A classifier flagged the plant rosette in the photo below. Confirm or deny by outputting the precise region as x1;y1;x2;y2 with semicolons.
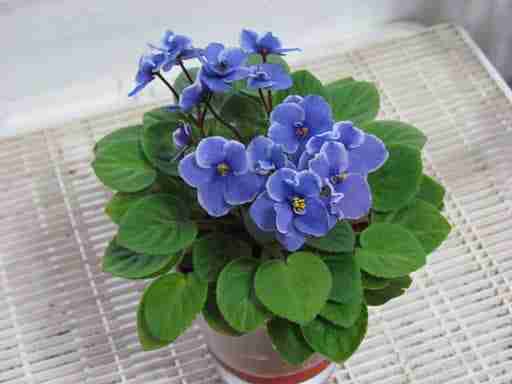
93;28;451;370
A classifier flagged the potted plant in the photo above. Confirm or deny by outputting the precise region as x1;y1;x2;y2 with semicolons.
93;29;451;384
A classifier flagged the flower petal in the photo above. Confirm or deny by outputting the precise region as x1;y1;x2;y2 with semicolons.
294;197;329;236
295;170;321;197
204;42;225;64
297;151;313;171
240;29;259;53
178;153;216;188
274;202;293;234
266;168;297;202
258;32;282;52
250;192;277;231
309;152;330;181
347;133;389;175
300;95;333;136
200;72;232;92
268;122;299;154
320;141;349;174
247;136;272;171
270;102;305;126
179;81;204;112
283;95;303;104
333;121;365;149
276;225;305;251
225;172;261;205
197;179;231;217
196;136;227;168
224;140;248;175
332;174;371;219
218;48;247;68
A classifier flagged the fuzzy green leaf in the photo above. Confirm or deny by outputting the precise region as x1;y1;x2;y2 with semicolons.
273;70;326;105
417;174;445;208
137;295;170;351
141;121;182;176
319;299;362;328
322;253;363;304
327;81;379;124
306;221;355;253
361;120;427;150
202;287;244;337
105;192;148;224
267;318;314;365
365;276;412;306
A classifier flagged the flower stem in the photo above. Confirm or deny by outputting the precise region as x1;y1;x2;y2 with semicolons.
178;60;194;84
267;90;273;112
258;89;270;115
205;99;244;141
155;72;179;100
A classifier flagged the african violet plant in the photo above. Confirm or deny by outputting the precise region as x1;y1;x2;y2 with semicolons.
93;29;451;365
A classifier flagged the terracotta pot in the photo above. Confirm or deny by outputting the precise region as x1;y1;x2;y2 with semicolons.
199;318;335;384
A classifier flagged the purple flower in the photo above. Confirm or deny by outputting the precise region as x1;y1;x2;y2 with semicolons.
240;29;300;56
179;79;207;112
128;52;166;97
178;137;260;217
304;121;388;175
247;64;292;90
309;142;371;220
268;95;334;154
172;122;192;149
249;168;329;251
199;43;250;92
150;30;200;71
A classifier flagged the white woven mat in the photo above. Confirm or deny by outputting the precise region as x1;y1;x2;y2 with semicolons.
2;24;512;384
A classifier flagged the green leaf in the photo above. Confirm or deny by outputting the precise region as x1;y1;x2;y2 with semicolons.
254;252;332;325
143;107;184;126
377;199;451;254
319;299;362;328
361;271;390;290
117;194;197;255
306;221;355;253
302;304;368;363
368;144;423;212
325;77;355;91
202;286;244;337
217;257;270;332
361;120;427;150
417;174;445;208
327;81;380;125
322;254;363;304
144;273;208;342
356;223;427;278
220;94;267;138
273;70;326;105
242;208;276;245
193;233;251;282
365;276;412;306
102;238;180;279
141;121;181;176
137;295;170;351
105;192;148;224
267;318;314;365
92;126;157;192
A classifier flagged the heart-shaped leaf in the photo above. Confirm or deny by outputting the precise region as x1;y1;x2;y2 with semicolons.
143;107;186;126
325;77;355;91
217;258;270;332
361;120;427;150
202;286;243;337
376;199;451;254
361;271;390;290
302;303;368;362
267;318;314;365
327;81;380;125
220;94;267;138
144;273;207;342
306;221;355;253
141;121;182;176
416;174;445;208
92;126;156;192
319;299;362;328
102;238;180;279
137;295;169;351
193;233;251;282
117;194;197;255
365;276;412;306
368;144;423;212
254;252;332;325
322;254;363;304
105;192;148;224
356;223;426;278
274;70;326;105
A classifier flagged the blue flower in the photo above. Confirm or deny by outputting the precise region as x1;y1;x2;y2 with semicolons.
178;137;260;217
179;79;207;112
268;95;333;154
304;121;388;175
128;52;166;97
199;43;250;93
150;30;201;71
240;29;299;56
172;122;192;149
309;142;372;220
249;168;329;251
247;64;292;90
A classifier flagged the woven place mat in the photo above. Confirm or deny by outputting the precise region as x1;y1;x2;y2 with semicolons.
1;24;512;384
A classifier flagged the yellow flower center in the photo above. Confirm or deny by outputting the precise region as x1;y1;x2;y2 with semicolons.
217;163;230;176
330;173;348;184
292;197;306;214
295;127;309;137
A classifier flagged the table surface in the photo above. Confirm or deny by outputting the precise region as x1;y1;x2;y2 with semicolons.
1;24;512;384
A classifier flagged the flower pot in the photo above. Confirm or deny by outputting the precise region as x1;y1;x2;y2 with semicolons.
199;318;336;384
